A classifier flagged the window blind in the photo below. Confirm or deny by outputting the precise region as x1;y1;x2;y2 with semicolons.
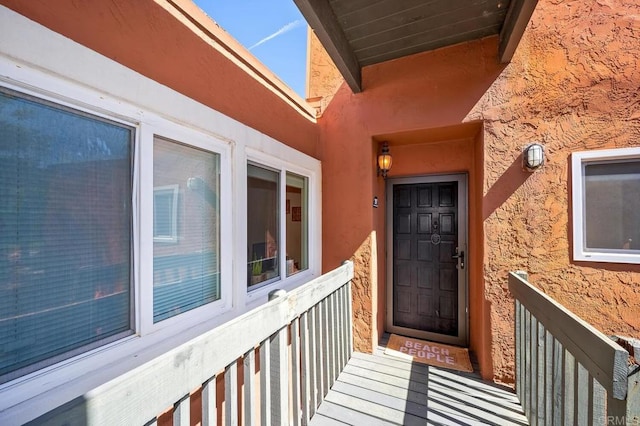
153;137;221;323
0;88;133;382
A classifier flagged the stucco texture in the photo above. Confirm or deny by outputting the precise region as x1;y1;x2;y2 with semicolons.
475;0;640;382
317;0;640;383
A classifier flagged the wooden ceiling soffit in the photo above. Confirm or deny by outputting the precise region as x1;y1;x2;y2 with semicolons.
294;0;363;93
499;0;539;63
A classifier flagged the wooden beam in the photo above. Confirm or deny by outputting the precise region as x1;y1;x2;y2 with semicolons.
293;0;362;93
499;0;538;63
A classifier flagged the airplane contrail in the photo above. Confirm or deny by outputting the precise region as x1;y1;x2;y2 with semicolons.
249;19;303;50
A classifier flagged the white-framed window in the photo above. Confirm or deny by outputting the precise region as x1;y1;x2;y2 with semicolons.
246;163;312;288
247;163;281;289
152;136;222;323
244;149;319;302
572;147;640;264
0;86;135;383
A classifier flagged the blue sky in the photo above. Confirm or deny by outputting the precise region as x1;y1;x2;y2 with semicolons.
194;0;308;99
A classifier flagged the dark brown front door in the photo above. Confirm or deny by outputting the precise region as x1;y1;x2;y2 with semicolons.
386;175;468;346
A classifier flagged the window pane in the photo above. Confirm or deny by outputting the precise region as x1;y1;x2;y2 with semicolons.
247;164;279;288
153;137;220;322
584;160;640;251
0;89;133;382
286;173;308;276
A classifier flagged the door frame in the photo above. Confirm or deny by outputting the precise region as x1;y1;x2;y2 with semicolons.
385;173;469;347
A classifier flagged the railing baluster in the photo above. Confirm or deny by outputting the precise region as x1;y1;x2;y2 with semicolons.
347;280;353;357
576;363;588;424
299;312;311;425
322;298;330;395
315;302;325;405
329;292;338;385
270;326;289;425
524;308;531;418
530;315;538;425
308;306;318;415
520;302;525;403
224;362;238;426
338;286;346;369
260;339;271;426
544;330;553;422
243;349;257;426
552;338;563;425
336;289;344;372
291;319;301;426
173;394;190;426
515;300;522;401
537;321;545;426
564;350;575;425
592;376;606;424
587;373;595;425
202;376;217;426
337;290;343;370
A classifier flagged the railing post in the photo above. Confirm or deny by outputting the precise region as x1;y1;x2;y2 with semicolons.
268;289;287;301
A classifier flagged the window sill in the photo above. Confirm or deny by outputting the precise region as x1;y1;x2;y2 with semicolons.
573;251;640;265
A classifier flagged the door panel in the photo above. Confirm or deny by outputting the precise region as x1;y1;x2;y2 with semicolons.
386;175;468;346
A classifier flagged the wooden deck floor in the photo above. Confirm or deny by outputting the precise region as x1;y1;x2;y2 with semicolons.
309;338;528;426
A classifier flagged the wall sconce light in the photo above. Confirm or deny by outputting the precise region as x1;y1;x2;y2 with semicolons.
377;142;393;178
523;143;544;171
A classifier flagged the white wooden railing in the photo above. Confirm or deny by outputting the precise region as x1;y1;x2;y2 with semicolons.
35;261;354;425
509;271;639;426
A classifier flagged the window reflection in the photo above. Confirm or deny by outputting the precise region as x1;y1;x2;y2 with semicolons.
584;160;640;251
247;164;279;288
286;173;308;276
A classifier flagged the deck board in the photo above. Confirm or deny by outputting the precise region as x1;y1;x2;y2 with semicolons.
310;340;528;426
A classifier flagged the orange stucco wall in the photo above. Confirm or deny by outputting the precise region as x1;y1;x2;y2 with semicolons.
317;0;640;383
0;0;320;159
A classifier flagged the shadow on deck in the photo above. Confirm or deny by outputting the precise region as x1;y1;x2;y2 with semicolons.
310;335;528;426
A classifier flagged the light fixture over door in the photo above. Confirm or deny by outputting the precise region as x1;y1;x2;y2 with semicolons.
378;142;393;179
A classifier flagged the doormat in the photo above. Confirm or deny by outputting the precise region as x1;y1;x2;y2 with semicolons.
384;334;473;373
